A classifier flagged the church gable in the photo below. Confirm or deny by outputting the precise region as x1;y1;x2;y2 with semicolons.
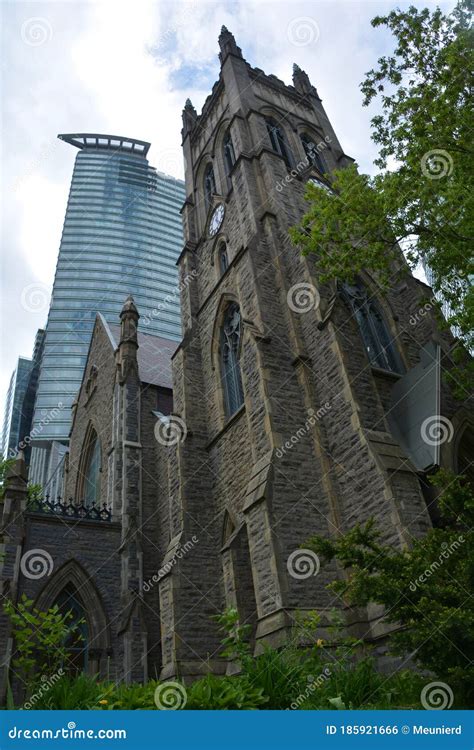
65;315;117;503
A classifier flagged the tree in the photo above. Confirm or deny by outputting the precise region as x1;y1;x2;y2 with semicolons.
3;595;81;689
290;2;473;353
305;470;474;705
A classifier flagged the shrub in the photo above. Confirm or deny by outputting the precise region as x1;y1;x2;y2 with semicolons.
185;674;267;710
28;674;104;710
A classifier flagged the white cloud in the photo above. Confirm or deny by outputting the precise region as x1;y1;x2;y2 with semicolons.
0;0;454;429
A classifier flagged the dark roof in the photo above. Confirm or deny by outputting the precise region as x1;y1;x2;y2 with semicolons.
107;322;176;389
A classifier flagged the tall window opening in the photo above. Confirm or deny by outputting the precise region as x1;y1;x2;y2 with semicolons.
55;585;89;675
218;242;229;275
220;303;244;416
204;164;216;209
301;133;326;174
341;280;402;372
82;431;101;506
265;117;292;169
223;131;236;179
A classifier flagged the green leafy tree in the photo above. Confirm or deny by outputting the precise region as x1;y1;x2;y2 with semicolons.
305;471;474;705
3;594;81;689
290;2;473;353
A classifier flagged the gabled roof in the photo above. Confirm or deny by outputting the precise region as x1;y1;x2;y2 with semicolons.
98;315;176;389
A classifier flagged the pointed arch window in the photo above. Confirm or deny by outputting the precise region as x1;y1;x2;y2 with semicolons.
341;280;403;373
223;130;236;179
82;431;101;507
301;133;326;174
220;303;244;416
55;585;89;675
218;242;229;275
265;117;292;169
204;163;217;209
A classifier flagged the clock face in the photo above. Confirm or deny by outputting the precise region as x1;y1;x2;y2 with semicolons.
209;203;225;237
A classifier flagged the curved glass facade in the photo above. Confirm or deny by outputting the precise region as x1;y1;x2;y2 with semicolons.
30;136;185;454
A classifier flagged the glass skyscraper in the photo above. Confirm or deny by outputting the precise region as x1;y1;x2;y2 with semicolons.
2;357;33;460
29;133;185;490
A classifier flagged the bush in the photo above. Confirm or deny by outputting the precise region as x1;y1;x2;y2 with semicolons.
185;674;267;710
28;674;104;710
305;471;474;706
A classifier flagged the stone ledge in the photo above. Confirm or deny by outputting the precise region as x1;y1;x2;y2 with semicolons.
206;404;246;450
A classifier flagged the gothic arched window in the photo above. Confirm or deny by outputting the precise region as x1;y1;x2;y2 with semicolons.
204;164;217;209
55;585;89;675
341;280;403;373
223;131;236;177
265;117;292;169
218;242;229;275
220;303;244;416
301;133;326;174
82;431;101;506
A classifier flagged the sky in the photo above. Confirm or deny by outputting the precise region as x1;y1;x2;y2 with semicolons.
0;0;454;431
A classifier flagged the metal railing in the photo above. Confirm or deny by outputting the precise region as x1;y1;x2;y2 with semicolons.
27;495;112;522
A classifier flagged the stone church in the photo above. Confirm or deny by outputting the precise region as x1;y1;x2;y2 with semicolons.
1;28;472;697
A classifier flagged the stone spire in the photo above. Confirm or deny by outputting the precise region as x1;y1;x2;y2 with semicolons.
218;26;243;64
5;450;27;490
292;63;314;95
182;98;198;136
117;294;139;383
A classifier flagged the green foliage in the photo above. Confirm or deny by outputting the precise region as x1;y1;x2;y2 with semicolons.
96;680;161;710
3;594;81;687
305;470;474;705
186;674;267;710
27;483;43;502
213;608;252;665
28;673;104;710
290;1;473;358
21;607;437;710
243;646;306;710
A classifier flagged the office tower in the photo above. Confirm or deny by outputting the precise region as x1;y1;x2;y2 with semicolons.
28;133;185;490
2;330;45;464
1;357;33;460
